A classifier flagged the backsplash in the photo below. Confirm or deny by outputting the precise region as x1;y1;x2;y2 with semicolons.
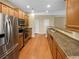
53;16;79;41
54;16;66;29
71;32;79;41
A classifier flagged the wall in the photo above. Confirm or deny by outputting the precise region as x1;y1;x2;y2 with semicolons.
28;14;35;37
28;15;55;36
35;15;55;34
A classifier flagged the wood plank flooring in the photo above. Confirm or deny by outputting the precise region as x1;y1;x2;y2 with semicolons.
19;34;53;59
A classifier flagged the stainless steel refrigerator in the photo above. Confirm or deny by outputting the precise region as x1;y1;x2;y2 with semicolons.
0;13;19;59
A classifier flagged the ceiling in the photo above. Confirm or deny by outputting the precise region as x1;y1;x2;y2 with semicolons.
8;0;66;15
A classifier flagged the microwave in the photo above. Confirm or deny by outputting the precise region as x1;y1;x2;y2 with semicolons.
17;18;25;26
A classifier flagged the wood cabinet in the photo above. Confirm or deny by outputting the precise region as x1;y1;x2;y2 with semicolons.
0;3;15;16
52;39;57;59
47;34;68;59
23;12;25;19
57;45;68;59
66;0;79;31
57;50;63;59
14;9;19;18
2;4;8;14
8;7;14;16
18;33;24;50
18;10;23;19
0;3;28;20
47;34;57;59
0;3;9;14
24;15;29;26
18;10;27;19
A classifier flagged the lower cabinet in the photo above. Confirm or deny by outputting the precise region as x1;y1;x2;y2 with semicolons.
48;34;68;59
57;49;63;59
52;40;57;59
18;33;23;50
2;44;19;59
57;46;68;59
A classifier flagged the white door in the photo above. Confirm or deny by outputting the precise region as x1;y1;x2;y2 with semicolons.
44;19;49;34
35;19;39;33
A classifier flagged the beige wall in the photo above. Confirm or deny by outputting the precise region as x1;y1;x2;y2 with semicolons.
28;15;55;35
35;15;55;34
28;14;35;37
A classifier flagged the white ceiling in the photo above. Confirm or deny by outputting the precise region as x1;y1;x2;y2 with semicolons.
8;0;66;15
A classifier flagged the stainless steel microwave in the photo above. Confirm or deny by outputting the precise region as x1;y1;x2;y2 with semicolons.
17;18;25;26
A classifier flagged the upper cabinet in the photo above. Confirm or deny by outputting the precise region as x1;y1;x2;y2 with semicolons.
18;10;23;19
8;7;15;16
0;3;9;15
0;3;15;16
14;9;19;18
18;10;27;20
0;2;29;25
24;15;29;26
23;12;25;19
66;0;79;31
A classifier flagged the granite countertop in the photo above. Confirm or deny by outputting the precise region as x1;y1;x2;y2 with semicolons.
48;27;79;59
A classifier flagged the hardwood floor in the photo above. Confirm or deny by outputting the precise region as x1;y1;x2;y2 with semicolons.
19;34;53;59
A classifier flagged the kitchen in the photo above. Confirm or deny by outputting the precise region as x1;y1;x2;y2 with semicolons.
0;0;79;59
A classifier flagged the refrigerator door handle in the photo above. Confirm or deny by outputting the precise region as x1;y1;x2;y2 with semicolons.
5;18;11;45
9;19;12;39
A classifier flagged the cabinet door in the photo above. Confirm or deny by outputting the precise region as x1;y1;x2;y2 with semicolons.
11;8;14;16
57;50;63;59
66;0;74;26
8;8;14;16
2;4;8;14
66;0;79;31
52;40;56;59
48;35;57;59
0;3;2;12
19;10;23;19
57;45;68;59
48;35;53;54
23;12;25;19
24;15;29;26
73;0;79;25
18;34;23;50
14;10;19;18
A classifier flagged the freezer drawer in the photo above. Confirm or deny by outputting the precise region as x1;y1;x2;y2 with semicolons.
0;43;19;59
3;47;19;59
0;44;6;58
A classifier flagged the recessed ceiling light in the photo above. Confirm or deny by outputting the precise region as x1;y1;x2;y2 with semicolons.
47;4;51;8
27;5;30;8
46;10;48;13
32;10;34;13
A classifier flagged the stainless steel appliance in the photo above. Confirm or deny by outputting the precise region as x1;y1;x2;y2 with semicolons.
0;13;19;59
17;18;25;49
17;18;25;26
